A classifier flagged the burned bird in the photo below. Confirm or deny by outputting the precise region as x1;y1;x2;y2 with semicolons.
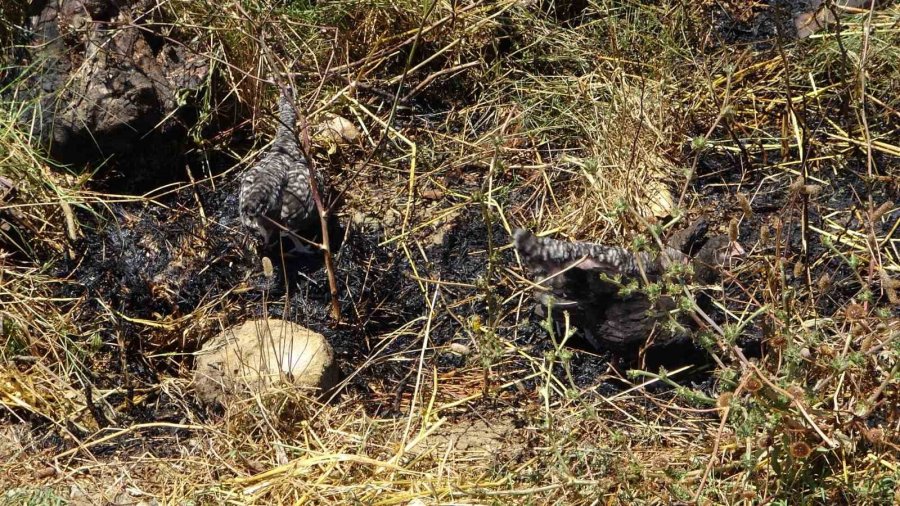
514;221;743;350
239;87;322;257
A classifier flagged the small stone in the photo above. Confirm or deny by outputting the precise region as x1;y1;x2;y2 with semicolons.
421;189;444;200
645;179;674;219
315;113;361;146
193;319;340;407
382;209;401;228
429;228;447;246
448;342;470;356
352;211;382;229
261;256;274;278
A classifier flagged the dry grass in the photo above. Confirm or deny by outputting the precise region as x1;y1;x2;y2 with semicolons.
2;1;899;504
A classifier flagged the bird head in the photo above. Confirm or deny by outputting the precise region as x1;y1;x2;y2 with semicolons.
692;236;744;284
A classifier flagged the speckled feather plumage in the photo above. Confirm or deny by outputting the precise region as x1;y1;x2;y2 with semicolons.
514;229;689;281
514;223;740;349
239;88;320;255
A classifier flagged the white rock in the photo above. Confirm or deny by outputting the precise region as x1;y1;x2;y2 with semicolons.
448;342;471;356
315;113;361;146
193;319;339;406
645;178;674;219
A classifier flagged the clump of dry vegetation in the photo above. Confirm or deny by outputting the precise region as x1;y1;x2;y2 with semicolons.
1;1;898;504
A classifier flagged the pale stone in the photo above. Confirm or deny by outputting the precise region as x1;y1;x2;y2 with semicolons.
314;113;361;147
645;178;675;219
193;319;339;406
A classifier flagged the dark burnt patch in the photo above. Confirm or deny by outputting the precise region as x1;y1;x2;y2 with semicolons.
51;168;439;424
707;0;806;47
62;178;250;339
688;120;900;369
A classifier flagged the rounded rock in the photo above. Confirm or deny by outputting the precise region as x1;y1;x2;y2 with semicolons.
193;319;340;407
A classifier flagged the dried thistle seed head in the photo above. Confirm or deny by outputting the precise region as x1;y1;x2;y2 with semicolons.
769;334;787;349
729;218;739;242
744;376;763;393
716;391;734;410
802;184;821;196
880;269;900;289
862;427;884;444
845;303;866;320
816;273;832;292
886;287;899;306
860;334;875;352
870;200;894;222
786;384;805;399
736;193;753;216
789;441;813;459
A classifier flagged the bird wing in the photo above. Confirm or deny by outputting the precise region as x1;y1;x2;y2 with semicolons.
514;229;688;281
514;229;672;317
239;162;283;222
